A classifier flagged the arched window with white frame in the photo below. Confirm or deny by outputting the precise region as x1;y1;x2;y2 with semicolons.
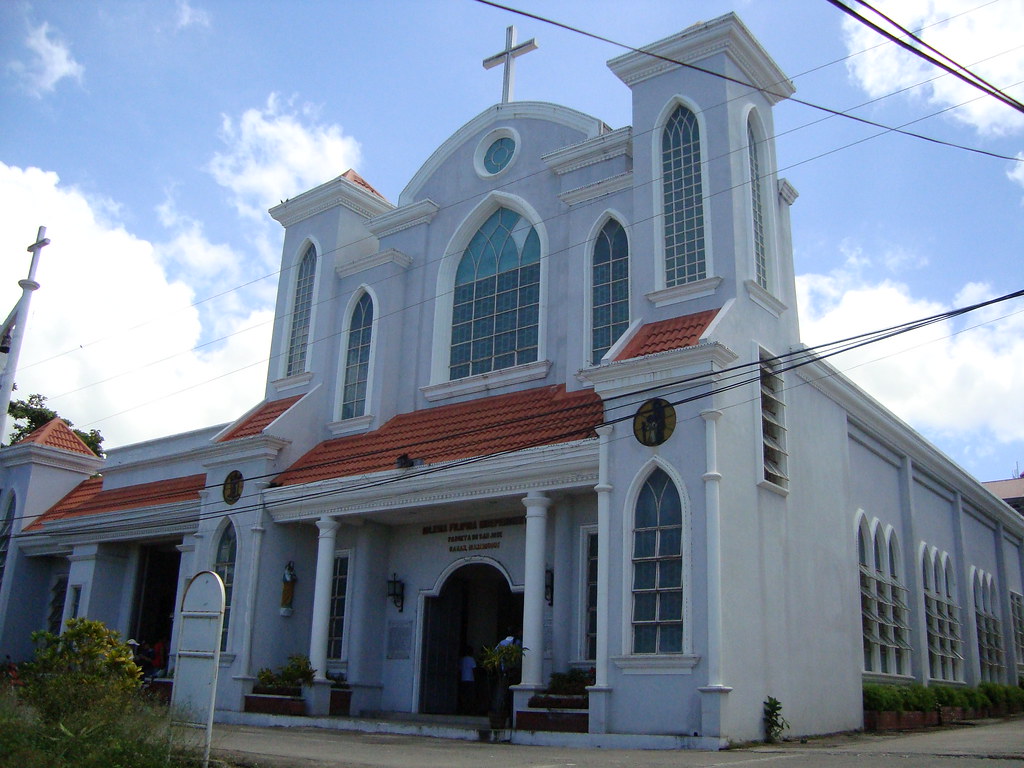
340;292;373;419
286;243;317;377
591;217;629;364
662;104;706;287
449;207;540;380
974;571;1004;682
631;468;684;654
747;114;769;290
922;547;962;681
858;519;911;676
214;522;237;652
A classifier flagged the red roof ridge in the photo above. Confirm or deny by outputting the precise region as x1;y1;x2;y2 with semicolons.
273;384;604;488
28;472;206;530
219;395;303;442
15;417;98;456
615;309;719;361
342;169;389;202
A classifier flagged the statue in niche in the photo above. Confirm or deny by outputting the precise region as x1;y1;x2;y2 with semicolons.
281;561;297;616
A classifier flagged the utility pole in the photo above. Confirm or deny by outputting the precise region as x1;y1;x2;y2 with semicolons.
0;226;49;444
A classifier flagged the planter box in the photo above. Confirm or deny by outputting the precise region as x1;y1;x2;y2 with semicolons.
864;710;901;731
939;706;964;724
516;708;588;733
527;694;588;709
330;687;351;716
244;693;305;716
252;685;302;697
146;678;173;703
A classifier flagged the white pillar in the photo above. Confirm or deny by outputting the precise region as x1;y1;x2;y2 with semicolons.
520;491;550;687
238;505;266;678
700;409;727;690
594;425;613;688
309;516;339;682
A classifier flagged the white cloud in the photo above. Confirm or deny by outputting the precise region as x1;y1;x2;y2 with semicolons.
9;21;84;97
841;0;1024;136
175;0;211;30
0;163;272;449
796;262;1024;478
207;93;362;222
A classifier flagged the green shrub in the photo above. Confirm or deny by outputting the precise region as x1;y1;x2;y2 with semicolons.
863;683;904;712
19;618;141;726
979;682;1006;706
932;685;968;708
546;668;594;696
901;684;938;712
256;653;316;689
963;686;990;710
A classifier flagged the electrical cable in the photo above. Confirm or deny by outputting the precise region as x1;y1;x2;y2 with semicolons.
9;285;1022;537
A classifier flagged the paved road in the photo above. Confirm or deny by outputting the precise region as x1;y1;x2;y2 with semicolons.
210;718;1024;768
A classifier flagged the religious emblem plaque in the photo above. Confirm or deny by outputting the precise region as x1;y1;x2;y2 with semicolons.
632;398;676;447
222;470;243;505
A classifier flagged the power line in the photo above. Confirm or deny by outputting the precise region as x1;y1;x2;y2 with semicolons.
472;0;1024;162
12;285;1022;537
831;0;1024;115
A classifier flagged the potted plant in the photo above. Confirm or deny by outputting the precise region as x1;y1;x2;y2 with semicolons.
246;654;316;715
479;642;524;730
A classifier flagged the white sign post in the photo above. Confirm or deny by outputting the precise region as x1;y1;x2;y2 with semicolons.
171;570;226;768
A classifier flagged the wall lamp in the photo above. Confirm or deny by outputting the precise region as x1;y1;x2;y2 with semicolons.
544;568;554;606
387;573;405;612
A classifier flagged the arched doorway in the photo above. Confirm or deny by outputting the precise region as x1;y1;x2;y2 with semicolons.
419;562;522;715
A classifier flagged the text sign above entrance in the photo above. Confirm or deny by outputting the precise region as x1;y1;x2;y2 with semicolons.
421;515;524;554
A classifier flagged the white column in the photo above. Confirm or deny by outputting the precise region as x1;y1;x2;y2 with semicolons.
309;516;339;682
700;409;727;689
238;505;266;678
594;425;613;688
520;491;550;687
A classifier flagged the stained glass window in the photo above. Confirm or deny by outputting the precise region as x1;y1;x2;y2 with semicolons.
450;207;540;380
632;469;684;654
662;106;705;287
286;244;317;377
341;293;373;419
591;219;629;364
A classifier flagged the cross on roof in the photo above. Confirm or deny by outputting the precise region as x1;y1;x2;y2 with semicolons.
482;25;538;104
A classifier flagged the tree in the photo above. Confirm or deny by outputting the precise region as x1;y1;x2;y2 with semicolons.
7;393;103;455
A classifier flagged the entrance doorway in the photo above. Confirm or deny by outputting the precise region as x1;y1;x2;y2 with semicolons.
130;543;181;672
419;562;522;715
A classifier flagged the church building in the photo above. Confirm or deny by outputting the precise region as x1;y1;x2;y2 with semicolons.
1;14;1022;747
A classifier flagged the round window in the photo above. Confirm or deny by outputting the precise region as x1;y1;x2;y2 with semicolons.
483;137;516;174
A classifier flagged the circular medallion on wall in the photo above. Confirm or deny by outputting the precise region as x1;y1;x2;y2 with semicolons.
632;398;676;447
474;127;520;179
222;470;244;505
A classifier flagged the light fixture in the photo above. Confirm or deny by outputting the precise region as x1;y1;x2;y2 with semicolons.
544;568;554;606
0;331;11;354
387;573;405;612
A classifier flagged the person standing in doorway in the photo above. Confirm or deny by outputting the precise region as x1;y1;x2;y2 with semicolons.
458;645;477;714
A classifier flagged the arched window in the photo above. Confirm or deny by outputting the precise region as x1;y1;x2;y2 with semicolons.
214;523;237;652
747;117;768;290
922;548;962;681
974;572;1004;682
632;469;683;654
286;244;317;377
591;218;629;364
859;525;911;676
341;293;373;419
662;105;705;287
0;493;15;589
450;207;540;380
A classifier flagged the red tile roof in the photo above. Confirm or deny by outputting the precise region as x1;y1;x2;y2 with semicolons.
615;309;719;361
218;395;303;442
342;169;388;202
273;384;603;487
26;473;206;531
15;418;98;456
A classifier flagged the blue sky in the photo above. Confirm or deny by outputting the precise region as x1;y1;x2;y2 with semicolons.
0;0;1022;483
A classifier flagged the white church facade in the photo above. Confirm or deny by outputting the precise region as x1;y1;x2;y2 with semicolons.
1;14;1023;747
